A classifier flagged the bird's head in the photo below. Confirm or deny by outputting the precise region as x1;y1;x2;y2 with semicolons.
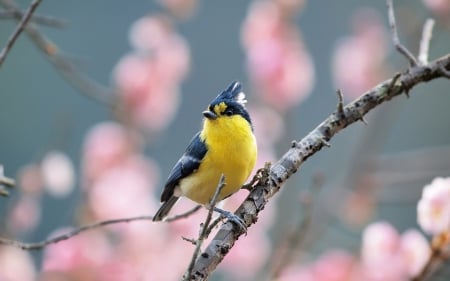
202;81;252;129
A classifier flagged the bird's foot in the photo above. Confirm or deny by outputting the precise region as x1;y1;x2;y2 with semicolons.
213;207;247;234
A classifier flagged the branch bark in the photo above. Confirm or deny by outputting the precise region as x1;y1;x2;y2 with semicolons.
187;54;450;280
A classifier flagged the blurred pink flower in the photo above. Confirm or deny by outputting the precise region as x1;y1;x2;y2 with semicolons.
361;221;407;281
41;150;75;198
313;250;356;281
17;163;43;196
82;122;134;187
241;0;314;112
417;177;450;235
278;265;315;281
422;0;450;19
157;0;198;20
399;229;430;277
332;8;388;100
114;15;190;132
0;247;36;281
7;195;41;234
88;155;160;221
249;105;285;149
128;16;190;84
113;53;181;132
42;227;112;278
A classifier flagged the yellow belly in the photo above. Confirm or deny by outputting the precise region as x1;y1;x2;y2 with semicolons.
178;115;257;205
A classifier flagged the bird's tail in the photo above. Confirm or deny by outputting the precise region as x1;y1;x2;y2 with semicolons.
153;196;179;221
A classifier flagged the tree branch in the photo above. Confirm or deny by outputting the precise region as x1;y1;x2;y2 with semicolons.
0;8;66;28
418;18;435;65
0;0;42;67
386;0;418;66
0;206;201;250
0;0;118;108
187;54;450;280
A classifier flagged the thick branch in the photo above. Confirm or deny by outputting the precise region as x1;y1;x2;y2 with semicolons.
187;54;450;280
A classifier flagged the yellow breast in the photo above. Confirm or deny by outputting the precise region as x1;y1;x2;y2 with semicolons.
178;115;257;205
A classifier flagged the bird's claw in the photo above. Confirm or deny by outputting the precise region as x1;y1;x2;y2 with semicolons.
213;207;247;234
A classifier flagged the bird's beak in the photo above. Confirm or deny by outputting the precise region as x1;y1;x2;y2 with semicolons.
203;110;217;120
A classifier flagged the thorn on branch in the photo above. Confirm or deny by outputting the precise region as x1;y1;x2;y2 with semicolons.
438;63;450;79
319;137;331;147
358;115;368;125
418;18;435;65
386;0;418;67
242;164;271;191
335;89;345;117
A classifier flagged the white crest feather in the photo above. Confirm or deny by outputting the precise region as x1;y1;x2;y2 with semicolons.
235;91;247;106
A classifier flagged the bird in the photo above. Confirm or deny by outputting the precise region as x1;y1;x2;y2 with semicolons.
153;81;257;228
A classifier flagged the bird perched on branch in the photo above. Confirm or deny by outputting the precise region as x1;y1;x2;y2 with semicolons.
153;81;257;228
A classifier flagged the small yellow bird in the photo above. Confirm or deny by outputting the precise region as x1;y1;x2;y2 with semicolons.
153;81;257;226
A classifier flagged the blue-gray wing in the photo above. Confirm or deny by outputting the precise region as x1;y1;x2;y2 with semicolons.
160;132;207;202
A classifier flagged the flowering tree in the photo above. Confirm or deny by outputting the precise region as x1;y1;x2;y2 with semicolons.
0;0;450;281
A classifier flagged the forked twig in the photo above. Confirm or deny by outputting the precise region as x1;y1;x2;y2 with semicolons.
0;0;42;67
386;0;418;66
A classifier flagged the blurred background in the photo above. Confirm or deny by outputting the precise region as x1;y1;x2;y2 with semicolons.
0;0;450;280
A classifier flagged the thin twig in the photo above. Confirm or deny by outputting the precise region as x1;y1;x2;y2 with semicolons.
418;19;435;65
386;0;418;66
165;205;201;222
0;206;201;250
0;0;42;67
184;175;226;281
0;9;66;28
0;0;118;108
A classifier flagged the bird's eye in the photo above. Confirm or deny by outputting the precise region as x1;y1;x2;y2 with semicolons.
224;109;233;116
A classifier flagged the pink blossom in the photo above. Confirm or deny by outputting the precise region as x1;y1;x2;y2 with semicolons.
88;155;160;221
249;105;285;149
128;16;190;84
361;221;408;281
7;195;41;234
313;250;356;281
399;229;430;277
417;177;450;235
113;53;181;132
0;247;36;281
422;0;450;19
17;163;43;196
241;1;314;112
41;150;75;198
114;15;190;132
82;122;134;187
157;0;198;20
277;265;316;281
332;8;388;100
42;227;112;276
